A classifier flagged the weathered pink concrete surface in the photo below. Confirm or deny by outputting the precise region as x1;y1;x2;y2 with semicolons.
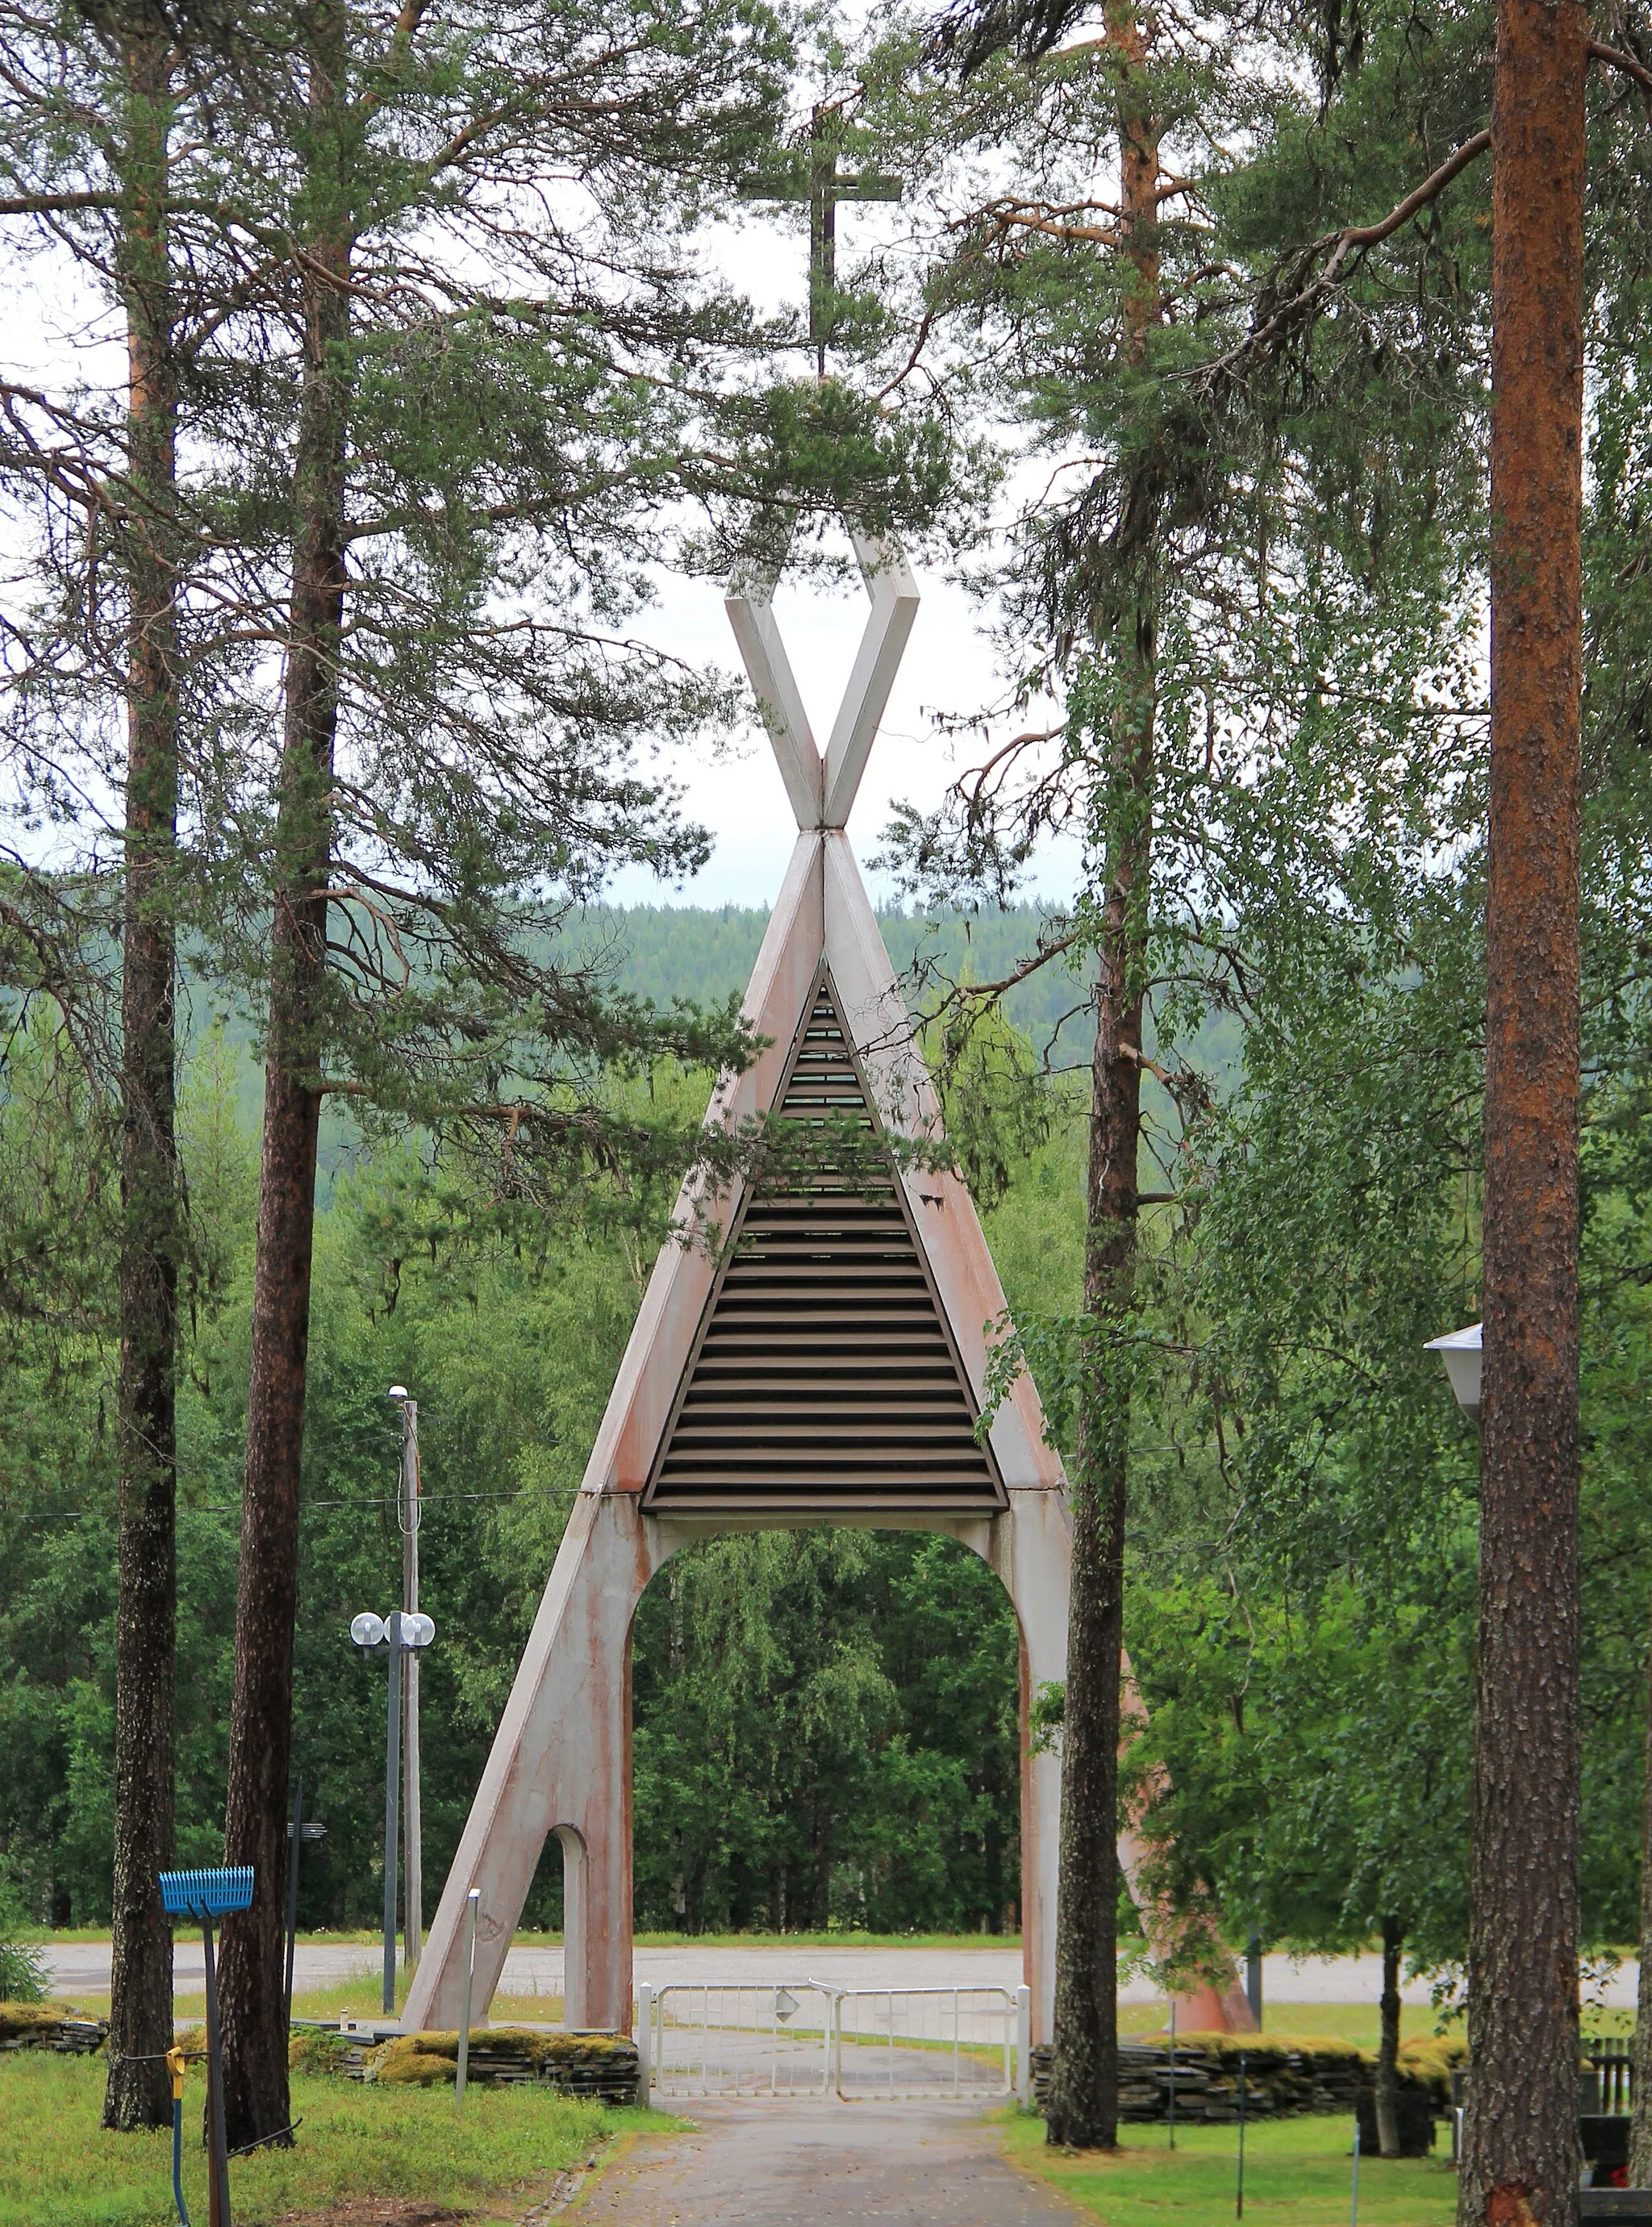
403;528;1246;2048
1117;1660;1256;2035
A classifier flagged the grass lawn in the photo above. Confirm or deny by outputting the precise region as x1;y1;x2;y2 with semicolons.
0;2051;670;2227
1003;2110;1457;2227
182;1975;569;2029
1113;2003;1449;2048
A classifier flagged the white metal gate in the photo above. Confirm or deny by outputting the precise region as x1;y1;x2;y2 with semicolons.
833;1987;1020;2100
641;1982;838;2097
639;1981;1031;2104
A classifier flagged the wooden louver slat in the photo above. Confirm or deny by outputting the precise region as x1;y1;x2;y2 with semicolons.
643;970;1007;1515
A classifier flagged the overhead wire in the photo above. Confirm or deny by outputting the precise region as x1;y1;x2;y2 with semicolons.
3;1484;583;1526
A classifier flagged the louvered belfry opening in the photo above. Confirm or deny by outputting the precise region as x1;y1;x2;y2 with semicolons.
644;970;1007;1516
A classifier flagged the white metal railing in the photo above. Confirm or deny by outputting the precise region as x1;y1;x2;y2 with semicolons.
833;1986;1020;2100
638;1980;1032;2106
641;1981;837;2098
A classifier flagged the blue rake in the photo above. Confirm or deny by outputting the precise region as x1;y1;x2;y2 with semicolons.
158;1866;252;2227
159;1866;254;1919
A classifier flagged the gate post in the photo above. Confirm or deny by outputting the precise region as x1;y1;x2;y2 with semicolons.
636;1983;653;2106
1015;1984;1032;2108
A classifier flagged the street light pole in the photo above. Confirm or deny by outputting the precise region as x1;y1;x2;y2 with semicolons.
390;1388;423;1971
350;1608;436;2021
382;1611;403;2016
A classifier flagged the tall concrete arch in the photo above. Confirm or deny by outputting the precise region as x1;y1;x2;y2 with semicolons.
402;531;1247;2046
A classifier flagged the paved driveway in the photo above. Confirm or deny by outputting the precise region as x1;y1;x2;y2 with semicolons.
573;2100;1082;2227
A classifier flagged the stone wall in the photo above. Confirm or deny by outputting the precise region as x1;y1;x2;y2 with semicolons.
0;2000;109;2054
1029;2033;1460;2128
290;2024;641;2104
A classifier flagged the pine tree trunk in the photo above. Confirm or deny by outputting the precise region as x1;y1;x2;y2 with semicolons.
1625;1599;1652;2187
1461;0;1587;2218
1044;0;1160;2154
1375;1918;1404;2159
103;19;181;2136
218;30;353;2150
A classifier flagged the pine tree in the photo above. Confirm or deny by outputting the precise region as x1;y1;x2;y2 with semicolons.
0;0;225;2129
1;0;958;2147
876;0;1499;2144
155;0;940;2147
1464;0;1587;2208
105;5;186;2132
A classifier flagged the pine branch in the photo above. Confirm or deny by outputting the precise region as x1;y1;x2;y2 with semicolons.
0;189;119;214
1187;128;1491;396
1588;36;1652;101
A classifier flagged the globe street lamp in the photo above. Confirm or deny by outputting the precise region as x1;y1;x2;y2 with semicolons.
350;1609;436;2015
386;1385;425;1967
1425;1322;1483;1423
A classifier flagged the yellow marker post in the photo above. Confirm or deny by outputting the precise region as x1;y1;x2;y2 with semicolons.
167;2046;191;2226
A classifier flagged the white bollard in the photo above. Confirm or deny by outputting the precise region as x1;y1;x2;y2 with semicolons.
455;1887;480;2105
1015;1985;1032;2109
636;1983;653;2108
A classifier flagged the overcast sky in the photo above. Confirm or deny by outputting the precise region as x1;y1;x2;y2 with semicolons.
9;144;1083;915
606;202;1082;912
611;541;1081;911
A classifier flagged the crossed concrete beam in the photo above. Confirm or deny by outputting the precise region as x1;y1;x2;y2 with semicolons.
725;526;919;832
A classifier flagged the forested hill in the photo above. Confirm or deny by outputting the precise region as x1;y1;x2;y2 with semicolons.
557;904;1243;1092
564;903;1094;1058
180;903;1102;1151
185;902;1237;1087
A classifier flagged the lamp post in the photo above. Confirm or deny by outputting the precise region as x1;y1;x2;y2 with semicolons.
1425;1322;1483;1424
350;1608;436;2016
387;1386;423;1968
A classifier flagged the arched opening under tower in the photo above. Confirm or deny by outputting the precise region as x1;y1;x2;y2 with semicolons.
628;1526;1023;1940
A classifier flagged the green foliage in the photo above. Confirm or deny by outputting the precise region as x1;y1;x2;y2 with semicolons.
631;1526;1021;1933
1125;1577;1472;1968
0;1953;46;2003
0;1035;665;1922
925;1002;1053;1211
0;1919;47;2003
0;929;1054;1930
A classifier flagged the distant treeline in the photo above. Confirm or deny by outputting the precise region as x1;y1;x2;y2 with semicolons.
173;903;1239;1173
560;903;1098;1063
